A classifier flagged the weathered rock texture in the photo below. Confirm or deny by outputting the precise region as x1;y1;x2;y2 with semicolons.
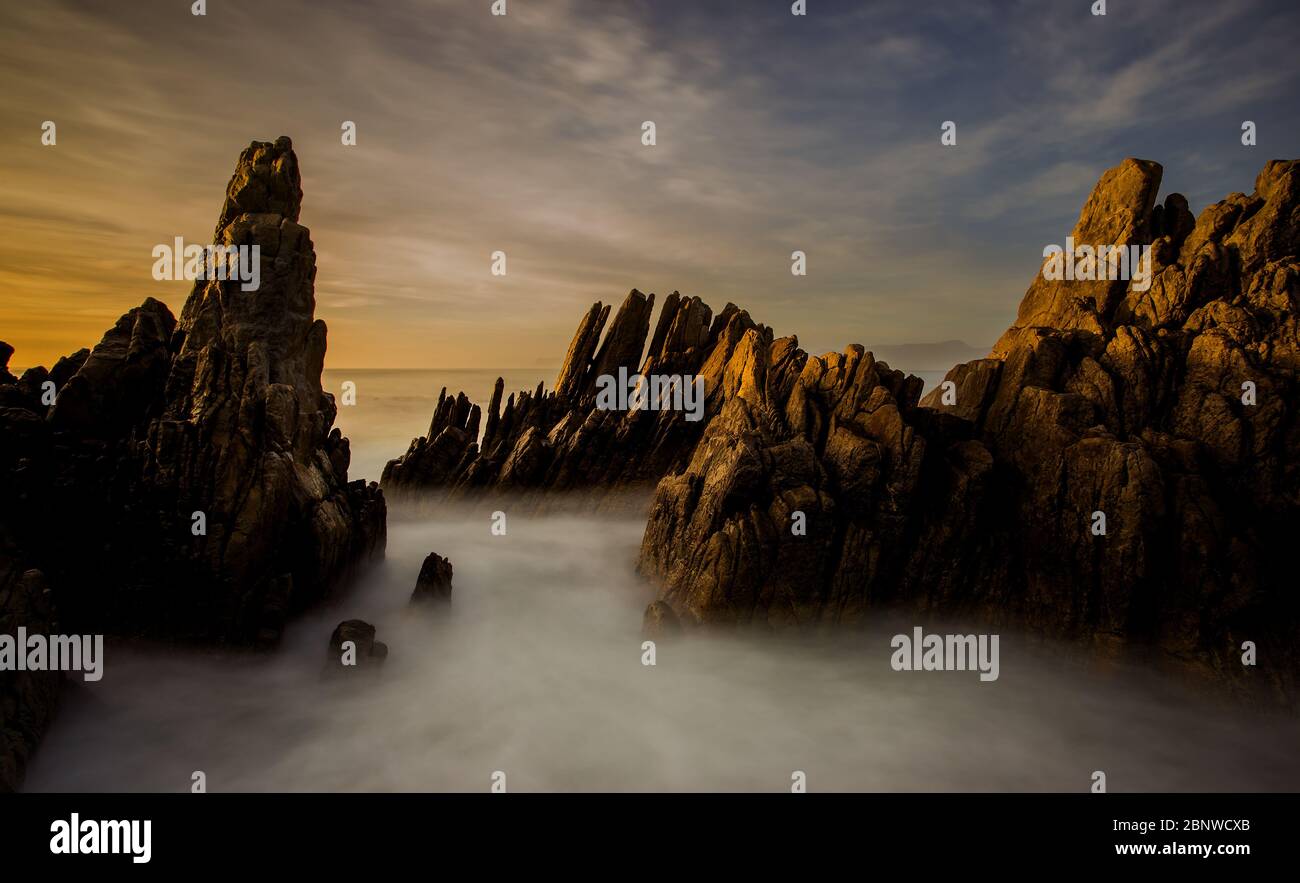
0;138;386;786
381;290;767;498
638;158;1300;699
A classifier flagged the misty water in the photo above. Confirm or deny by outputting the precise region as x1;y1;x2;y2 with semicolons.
23;369;1300;792
24;501;1300;792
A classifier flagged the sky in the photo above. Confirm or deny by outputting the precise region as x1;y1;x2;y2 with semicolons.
1;0;1297;370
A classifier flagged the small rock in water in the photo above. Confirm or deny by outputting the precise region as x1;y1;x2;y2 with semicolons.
411;552;454;605
326;619;388;672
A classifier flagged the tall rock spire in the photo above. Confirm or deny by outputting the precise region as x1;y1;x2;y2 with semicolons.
145;136;386;643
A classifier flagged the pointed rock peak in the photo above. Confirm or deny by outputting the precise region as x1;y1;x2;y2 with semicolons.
216;136;302;233
991;158;1165;353
589;289;656;383
1073;158;1162;244
1255;159;1297;199
554;301;608;399
647;291;682;361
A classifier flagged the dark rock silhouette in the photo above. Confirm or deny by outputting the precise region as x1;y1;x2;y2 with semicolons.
638;158;1300;699
412;552;454;605
327;619;388;670
0;138;387;786
127;136;387;644
381;289;768;498
0;555;58;793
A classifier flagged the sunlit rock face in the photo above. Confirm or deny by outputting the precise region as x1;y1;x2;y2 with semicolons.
639;158;1300;701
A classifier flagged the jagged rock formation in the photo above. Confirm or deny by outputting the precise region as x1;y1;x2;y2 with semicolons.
121;136;387;643
0;137;386;786
4;137;385;643
412;552;453;605
381;290;767;498
638;336;926;627
638;158;1300;698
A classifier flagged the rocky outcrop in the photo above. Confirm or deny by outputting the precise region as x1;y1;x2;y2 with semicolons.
0;547;59;793
638;337;927;627
412;552;453;605
381;290;764;499
0;342;56;791
326;619;388;671
0;137;388;785
122;136;387;643
0;139;385;631
638;158;1300;698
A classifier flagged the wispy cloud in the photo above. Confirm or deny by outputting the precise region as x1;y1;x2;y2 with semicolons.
0;0;1295;368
